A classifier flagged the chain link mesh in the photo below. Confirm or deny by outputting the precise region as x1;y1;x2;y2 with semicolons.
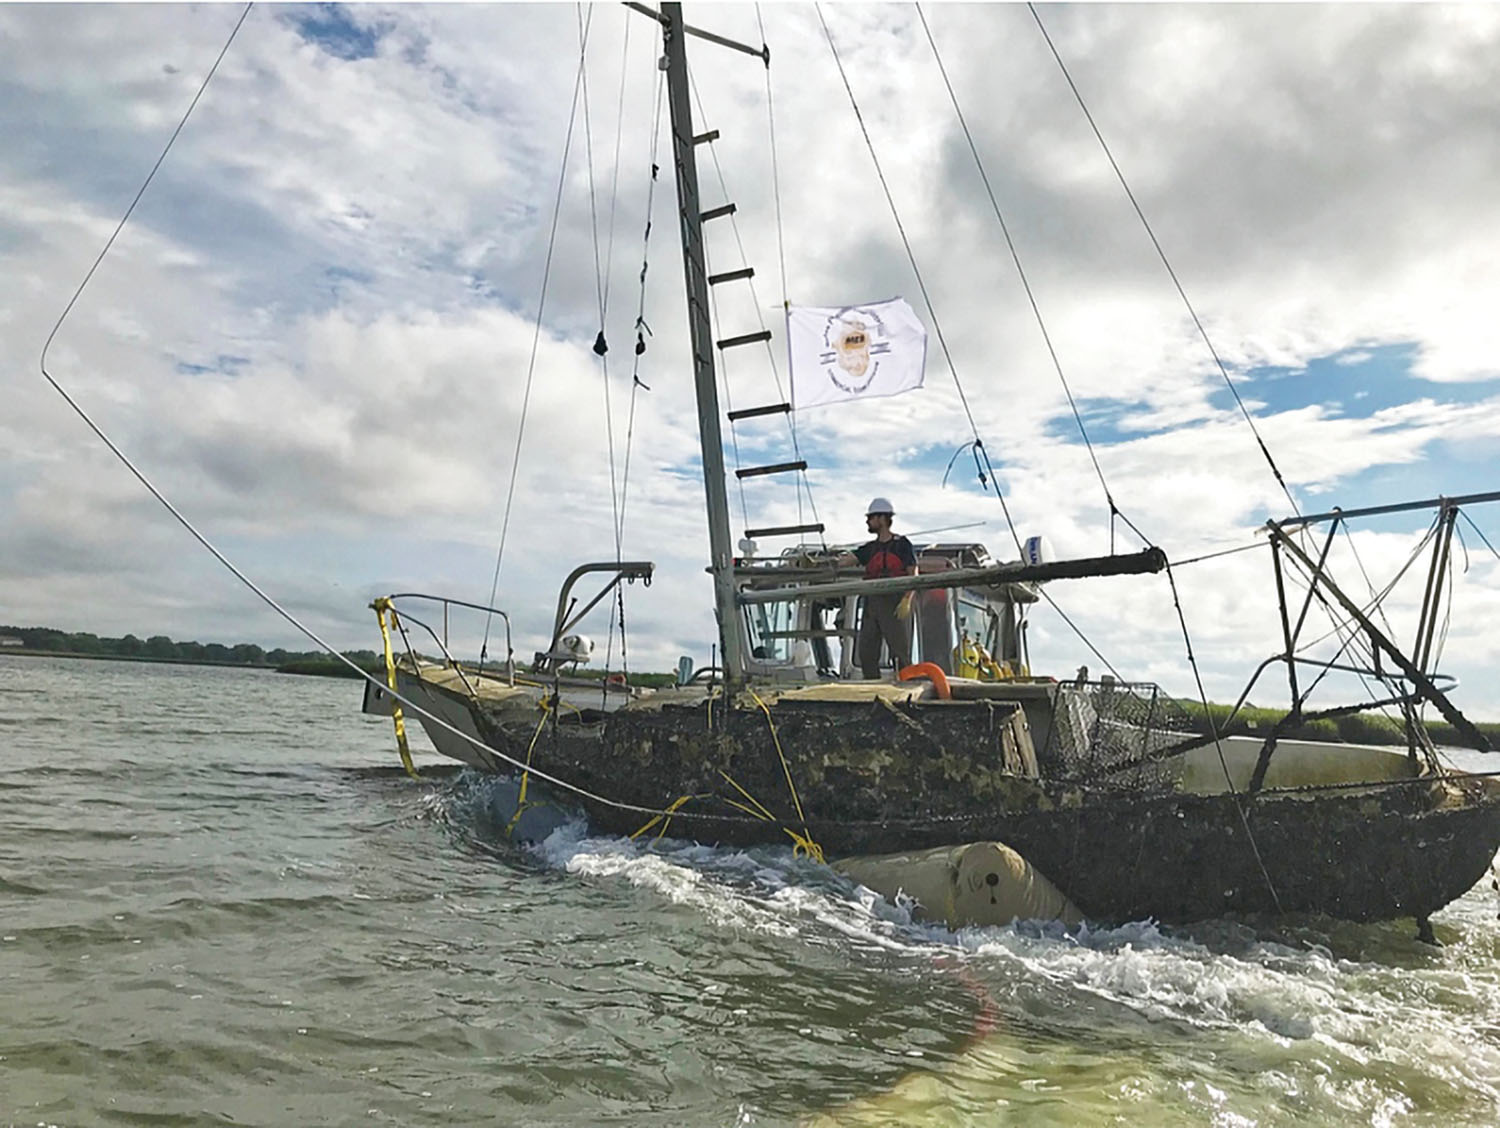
1037;681;1194;792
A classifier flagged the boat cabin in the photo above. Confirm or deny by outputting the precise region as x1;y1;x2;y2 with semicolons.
733;541;1039;684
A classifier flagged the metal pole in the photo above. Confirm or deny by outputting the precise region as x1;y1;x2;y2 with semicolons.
1267;522;1491;751
660;2;745;685
1414;504;1459;675
1269;539;1300;711
1272;489;1500;529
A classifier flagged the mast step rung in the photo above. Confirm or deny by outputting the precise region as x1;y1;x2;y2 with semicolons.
736;460;806;479
708;267;755;285
701;203;737;222
693;129;720;145
727;402;792;421
745;523;825;539
717;329;772;350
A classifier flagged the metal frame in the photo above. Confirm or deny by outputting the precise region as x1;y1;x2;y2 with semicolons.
538;561;655;673
384;591;514;684
1232;496;1497;791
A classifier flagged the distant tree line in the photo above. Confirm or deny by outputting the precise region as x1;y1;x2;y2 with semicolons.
0;625;380;669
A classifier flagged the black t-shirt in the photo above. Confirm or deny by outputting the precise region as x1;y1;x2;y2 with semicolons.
855;535;917;579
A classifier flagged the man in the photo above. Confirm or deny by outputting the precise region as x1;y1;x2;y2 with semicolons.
843;497;917;679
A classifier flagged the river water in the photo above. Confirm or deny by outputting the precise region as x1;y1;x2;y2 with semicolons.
3;654;1498;1127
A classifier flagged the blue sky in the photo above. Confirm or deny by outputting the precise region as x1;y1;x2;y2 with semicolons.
2;3;1499;717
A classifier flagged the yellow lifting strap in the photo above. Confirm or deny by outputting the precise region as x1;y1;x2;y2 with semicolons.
746;689;826;865
371;598;418;779
504;697;553;839
630;794;697;842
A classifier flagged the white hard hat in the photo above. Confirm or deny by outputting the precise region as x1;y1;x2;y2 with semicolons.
866;496;895;516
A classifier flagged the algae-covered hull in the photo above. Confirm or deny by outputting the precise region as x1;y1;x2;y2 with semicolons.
461;688;1500;926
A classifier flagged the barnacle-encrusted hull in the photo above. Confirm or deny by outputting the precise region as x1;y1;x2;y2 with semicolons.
462;688;1500;925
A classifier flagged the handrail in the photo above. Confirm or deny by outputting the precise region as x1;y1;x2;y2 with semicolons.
385;607;483;700
383;592;513;683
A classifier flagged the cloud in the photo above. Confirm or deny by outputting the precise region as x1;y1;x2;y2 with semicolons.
3;3;1500;720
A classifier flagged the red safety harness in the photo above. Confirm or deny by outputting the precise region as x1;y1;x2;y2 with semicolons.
863;536;913;579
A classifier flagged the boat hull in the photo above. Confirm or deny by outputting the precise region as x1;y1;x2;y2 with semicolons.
404;679;1500;925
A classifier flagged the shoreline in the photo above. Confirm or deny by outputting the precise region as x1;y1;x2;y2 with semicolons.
0;647;281;671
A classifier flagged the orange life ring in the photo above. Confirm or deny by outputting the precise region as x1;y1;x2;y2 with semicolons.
897;662;951;700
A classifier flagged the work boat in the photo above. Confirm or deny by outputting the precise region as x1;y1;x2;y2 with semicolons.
363;4;1500;936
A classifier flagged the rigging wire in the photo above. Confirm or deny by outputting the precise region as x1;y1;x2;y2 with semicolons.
481;11;594;661
914;2;1139;551
686;63;824;546
754;3;816;538
1025;2;1298;519
40;3;253;374
24;6;668;814
617;67;667;542
814;4;983;450
604;24;668;689
602;8;632;318
1461;510;1500;562
26;2;680;818
1170;540;1266;568
905;6;1282;895
821;4;1150;698
577;4;625;568
1021;3;1419;728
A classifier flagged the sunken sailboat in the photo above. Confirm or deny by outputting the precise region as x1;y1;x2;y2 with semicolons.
362;4;1500;933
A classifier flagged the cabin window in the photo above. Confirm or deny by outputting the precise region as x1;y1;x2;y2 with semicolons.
743;598;797;663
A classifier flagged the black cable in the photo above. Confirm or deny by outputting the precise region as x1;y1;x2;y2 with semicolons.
917;2;1131;546
481;10;593;660
41;4;253;372
1026;2;1298;518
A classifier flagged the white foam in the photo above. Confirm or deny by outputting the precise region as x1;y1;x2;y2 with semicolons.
432;774;1500;1111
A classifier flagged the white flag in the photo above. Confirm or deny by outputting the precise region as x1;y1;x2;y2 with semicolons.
788;298;928;410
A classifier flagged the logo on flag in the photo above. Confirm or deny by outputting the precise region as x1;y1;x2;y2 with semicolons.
788;298;927;409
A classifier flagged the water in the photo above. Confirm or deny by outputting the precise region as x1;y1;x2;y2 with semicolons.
3;654;1499;1127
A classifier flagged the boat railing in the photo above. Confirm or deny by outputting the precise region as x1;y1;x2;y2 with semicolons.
382;592;515;689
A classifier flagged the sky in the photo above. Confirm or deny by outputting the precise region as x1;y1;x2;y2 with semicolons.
2;2;1499;720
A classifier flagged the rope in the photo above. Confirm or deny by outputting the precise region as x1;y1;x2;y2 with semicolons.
1171;541;1266;568
916;2;1134;548
747;689;825;862
481;10;593;661
372;600;418;779
504;696;555;838
1026;2;1298;519
630;793;699;841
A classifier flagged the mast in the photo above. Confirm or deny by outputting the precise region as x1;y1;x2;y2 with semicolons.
659;1;746;685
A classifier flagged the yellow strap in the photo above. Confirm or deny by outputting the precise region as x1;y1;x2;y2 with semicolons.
372;599;418;780
746;689;825;864
504;698;553;839
784;827;826;865
630;793;695;841
718;769;776;822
